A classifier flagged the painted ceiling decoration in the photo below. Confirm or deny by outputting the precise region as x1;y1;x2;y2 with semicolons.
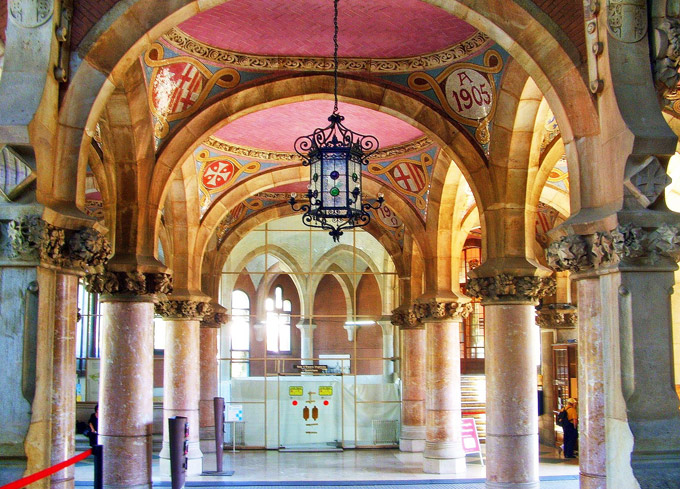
535;202;561;248
143;20;506;153
406;49;504;149
196;142;437;221
539;109;561;156
546;156;570;194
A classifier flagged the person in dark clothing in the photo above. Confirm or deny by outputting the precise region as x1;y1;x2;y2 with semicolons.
87;404;99;447
562;398;578;458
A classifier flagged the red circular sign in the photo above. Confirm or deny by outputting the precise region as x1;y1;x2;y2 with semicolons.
323;400;329;406
292;400;298;406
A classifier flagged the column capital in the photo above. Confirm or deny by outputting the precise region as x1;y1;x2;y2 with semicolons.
4;215;111;272
84;270;173;297
295;318;317;334
201;302;228;328
412;298;472;323
391;305;423;330
466;274;555;305
535;303;578;329
547;220;680;274
155;299;213;320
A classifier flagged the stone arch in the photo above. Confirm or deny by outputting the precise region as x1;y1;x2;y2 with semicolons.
51;0;598;232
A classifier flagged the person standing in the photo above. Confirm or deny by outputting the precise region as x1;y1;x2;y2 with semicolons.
87;404;99;447
562;398;578;458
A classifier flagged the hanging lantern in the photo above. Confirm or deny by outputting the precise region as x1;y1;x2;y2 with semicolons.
289;0;383;242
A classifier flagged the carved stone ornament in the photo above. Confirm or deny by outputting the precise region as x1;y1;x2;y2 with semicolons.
9;0;53;28
202;311;229;328
156;300;214;320
391;305;422;329
7;215;65;264
84;271;173;296
412;300;473;322
466;274;556;303
654;18;680;89
536;304;578;329
547;224;680;272
624;156;672;209
607;0;647;43
68;227;112;271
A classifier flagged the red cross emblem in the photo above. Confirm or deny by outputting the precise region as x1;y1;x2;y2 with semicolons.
202;160;235;190
152;62;204;115
391;162;426;193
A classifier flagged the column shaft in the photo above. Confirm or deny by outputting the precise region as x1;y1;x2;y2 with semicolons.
199;326;219;453
400;327;425;452
423;319;465;474
50;273;78;489
100;298;155;489
160;319;203;475
485;304;538;489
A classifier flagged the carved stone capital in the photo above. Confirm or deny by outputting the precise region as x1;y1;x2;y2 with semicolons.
202;312;229;328
536;303;578;329
391;305;422;330
5;215;112;271
466;274;556;303
84;271;173;297
412;299;473;322
547;224;680;272
654;18;680;89
155;300;214;320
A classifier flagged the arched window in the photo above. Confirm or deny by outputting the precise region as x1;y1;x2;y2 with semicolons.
231;290;251;377
266;286;292;353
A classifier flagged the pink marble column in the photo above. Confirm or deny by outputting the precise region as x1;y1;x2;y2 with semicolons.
423;318;466;474
577;277;605;489
159;318;203;475
99;297;155;489
199;324;219;453
399;326;426;452
485;303;539;489
50;272;79;489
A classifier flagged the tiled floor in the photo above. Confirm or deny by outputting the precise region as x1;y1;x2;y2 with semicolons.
72;446;579;486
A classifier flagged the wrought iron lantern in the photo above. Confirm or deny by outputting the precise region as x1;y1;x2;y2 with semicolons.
289;0;384;242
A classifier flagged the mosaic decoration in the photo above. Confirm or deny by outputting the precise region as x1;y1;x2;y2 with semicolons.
196;149;261;212
535;202;560;248
539;110;561;155
164;27;491;74
0;145;35;201
144;43;240;140
546;155;570;193
406;50;503;147
371;203;405;245
368;150;435;213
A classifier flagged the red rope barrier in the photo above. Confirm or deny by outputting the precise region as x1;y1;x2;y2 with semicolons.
0;449;93;489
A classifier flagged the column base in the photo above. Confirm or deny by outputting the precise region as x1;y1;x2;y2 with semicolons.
422;455;466;474
485;483;539;489
399;438;425;452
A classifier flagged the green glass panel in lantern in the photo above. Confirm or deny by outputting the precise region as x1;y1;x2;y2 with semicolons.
330;187;340;197
352;173;358;182
313;173;319;182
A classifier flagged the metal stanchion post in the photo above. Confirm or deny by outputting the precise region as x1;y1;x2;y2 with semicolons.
201;397;232;476
169;416;188;489
92;445;103;489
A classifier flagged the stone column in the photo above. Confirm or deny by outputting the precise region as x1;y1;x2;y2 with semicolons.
548;224;680;488
377;316;395;382
392;306;425;452
296;318;317;365
467;275;554;489
199;310;228;453
157;300;213;476
50;271;79;489
6;218;111;489
86;270;172;489
535;302;577;447
415;299;472;474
